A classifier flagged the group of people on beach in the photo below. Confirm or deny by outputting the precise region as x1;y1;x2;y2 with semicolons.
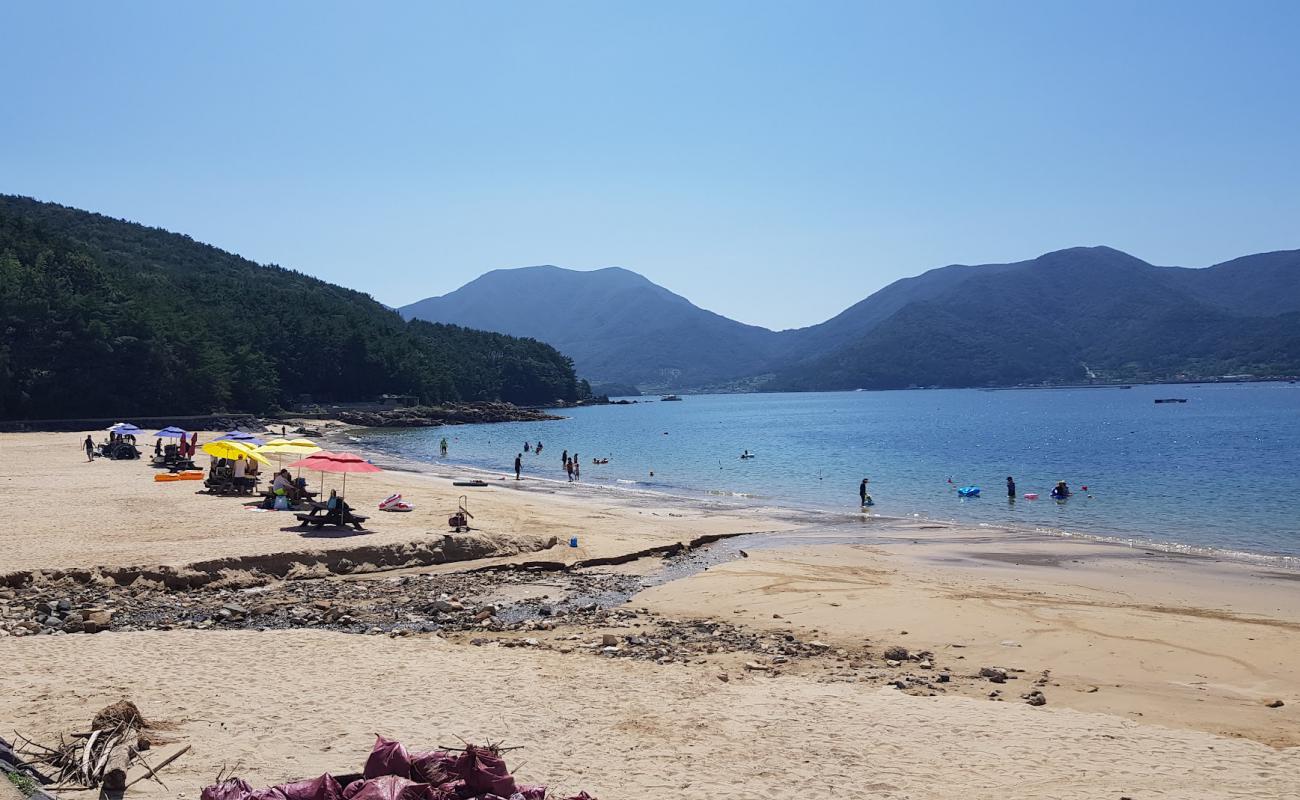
561;448;580;482
512;440;545;480
859;475;1080;508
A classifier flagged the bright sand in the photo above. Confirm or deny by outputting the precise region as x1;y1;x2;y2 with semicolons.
2;430;1298;798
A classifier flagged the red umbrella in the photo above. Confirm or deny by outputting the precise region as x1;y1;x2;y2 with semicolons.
286;451;382;498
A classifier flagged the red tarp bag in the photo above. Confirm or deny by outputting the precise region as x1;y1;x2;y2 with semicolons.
364;735;413;780
454;746;516;798
202;778;254;800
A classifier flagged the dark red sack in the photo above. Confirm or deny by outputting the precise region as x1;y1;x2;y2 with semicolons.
202;778;254;800
343;776;444;800
409;751;458;786
277;774;344;800
453;746;516;798
561;794;598;800
364;735;413;780
512;787;547;800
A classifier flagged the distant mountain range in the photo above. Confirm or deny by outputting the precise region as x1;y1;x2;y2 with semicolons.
401;246;1300;392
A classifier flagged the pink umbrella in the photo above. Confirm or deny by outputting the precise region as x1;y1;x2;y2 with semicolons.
286;451;382;498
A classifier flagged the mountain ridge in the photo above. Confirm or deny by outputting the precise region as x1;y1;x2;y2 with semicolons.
402;246;1300;390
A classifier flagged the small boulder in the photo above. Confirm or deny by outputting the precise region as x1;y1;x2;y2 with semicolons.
882;645;909;661
980;667;1008;684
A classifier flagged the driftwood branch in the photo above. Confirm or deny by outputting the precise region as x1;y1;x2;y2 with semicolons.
125;745;190;788
101;728;137;791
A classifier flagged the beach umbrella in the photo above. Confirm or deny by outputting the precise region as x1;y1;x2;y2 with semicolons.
201;439;272;466
256;439;322;473
256;439;321;457
215;430;266;446
153;426;188;439
108;423;143;435
285;451;380;498
284;450;339;495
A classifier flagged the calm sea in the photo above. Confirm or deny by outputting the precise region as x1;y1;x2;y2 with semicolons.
358;384;1300;561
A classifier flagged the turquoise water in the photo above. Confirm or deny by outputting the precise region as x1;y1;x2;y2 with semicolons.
359;384;1300;560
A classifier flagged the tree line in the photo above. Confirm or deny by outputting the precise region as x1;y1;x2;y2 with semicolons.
0;196;581;419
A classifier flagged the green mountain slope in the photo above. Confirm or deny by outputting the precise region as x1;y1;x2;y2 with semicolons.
401;266;784;390
774;247;1300;389
0;196;580;419
404;246;1300;392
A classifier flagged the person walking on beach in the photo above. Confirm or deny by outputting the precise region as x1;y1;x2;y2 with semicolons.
1006;476;1016;499
514;453;522;480
83;435;95;462
859;478;870;507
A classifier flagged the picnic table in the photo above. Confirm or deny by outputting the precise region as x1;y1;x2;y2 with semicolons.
295;500;368;531
204;472;260;496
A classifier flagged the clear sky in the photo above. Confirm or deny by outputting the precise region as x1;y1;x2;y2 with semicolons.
2;1;1297;330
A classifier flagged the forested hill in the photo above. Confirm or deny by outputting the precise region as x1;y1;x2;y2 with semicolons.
401;265;783;389
0;195;581;419
773;246;1300;390
404;246;1300;392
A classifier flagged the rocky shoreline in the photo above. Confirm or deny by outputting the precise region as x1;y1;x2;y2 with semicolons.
333;402;564;428
0;558;1051;705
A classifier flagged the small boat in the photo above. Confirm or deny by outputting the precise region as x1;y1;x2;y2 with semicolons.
660;394;682;401
452;479;489;487
1154;398;1188;404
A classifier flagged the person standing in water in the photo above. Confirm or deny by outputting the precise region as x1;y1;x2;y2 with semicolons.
514;453;522;480
439;438;448;457
524;441;531;453
536;441;543;454
859;478;870;507
1006;476;1016;499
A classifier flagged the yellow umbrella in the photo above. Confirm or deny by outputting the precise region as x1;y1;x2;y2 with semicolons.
202;439;272;466
255;439;323;477
256;439;321;457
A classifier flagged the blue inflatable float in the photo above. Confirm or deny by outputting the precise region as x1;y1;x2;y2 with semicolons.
957;486;981;498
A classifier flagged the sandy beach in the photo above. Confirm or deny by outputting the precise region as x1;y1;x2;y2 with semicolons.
3;429;1298;798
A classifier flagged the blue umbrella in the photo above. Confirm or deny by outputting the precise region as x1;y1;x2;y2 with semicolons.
109;423;144;435
216;430;266;446
153;426;188;439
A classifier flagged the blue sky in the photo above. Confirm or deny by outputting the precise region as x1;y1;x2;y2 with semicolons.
2;1;1297;329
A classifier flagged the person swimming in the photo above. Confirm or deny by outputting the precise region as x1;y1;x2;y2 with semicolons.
1051;480;1071;499
740;450;754;459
